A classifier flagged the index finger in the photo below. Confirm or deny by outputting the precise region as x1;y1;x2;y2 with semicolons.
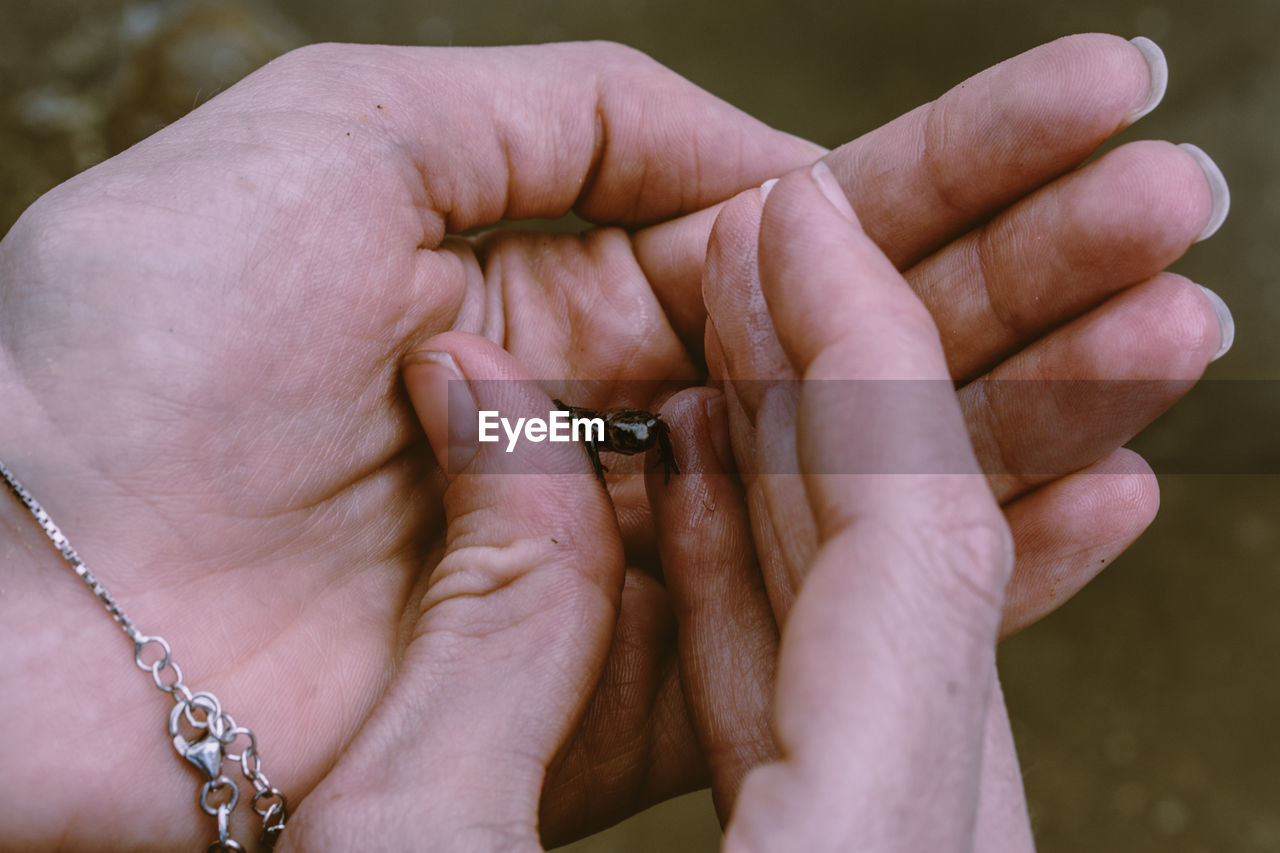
636;33;1160;346
828;33;1160;267
275;41;826;236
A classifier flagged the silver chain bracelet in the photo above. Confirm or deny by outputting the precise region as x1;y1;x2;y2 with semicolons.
0;458;288;851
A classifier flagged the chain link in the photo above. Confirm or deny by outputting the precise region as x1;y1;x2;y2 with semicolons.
1;459;288;850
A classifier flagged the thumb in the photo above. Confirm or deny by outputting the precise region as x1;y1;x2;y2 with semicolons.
288;332;622;851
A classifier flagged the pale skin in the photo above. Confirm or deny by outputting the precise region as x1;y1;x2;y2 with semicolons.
665;162;1042;851
0;36;1225;850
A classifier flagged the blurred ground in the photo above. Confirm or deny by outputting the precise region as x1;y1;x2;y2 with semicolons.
2;0;1275;849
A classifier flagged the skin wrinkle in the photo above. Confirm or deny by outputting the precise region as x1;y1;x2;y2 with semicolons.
690;125;709;213
648;409;782;805
921;97;978;226
642;660;702;792
962;373;1022;492
121;494;419;773
572;705;655;823
587;232;685;378
494;98;519;223
904;513;1011;624
565;50;647;222
219;328;420;512
970;210;1033;347
441;238;498;343
420;545;540;620
427;481;619;605
577;665;652;790
571;93;609;217
312;451;435;573
592;57;643;222
631;146;654;226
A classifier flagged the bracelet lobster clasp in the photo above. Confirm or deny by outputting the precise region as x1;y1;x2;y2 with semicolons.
170;696;227;781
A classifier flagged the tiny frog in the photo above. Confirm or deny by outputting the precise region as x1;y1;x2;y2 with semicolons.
552;399;679;485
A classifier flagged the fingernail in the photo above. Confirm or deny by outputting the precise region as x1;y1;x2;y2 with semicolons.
760;177;779;201
1128;37;1168;123
810;161;857;222
703;392;735;474
1178;143;1230;241
1195;284;1235;361
404;350;480;474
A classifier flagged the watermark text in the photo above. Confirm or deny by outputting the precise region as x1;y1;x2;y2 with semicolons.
478;410;605;452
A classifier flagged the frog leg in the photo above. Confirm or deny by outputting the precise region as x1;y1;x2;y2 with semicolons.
585;438;608;485
656;423;679;484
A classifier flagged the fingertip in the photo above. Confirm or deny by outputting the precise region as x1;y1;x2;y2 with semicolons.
1035;34;1162;133
649;387;729;485
646;389;749;592
702;189;796;393
1083;447;1161;531
755;166;941;381
998;448;1159;637
404;343;480;477
1100;273;1227;377
703;188;765;325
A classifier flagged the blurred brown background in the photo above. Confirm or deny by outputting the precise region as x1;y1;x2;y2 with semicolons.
2;0;1275;849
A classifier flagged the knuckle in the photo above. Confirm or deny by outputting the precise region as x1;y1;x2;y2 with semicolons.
6;184;111;279
260;43;420;105
579;41;679;100
270;41;350;72
577;39;659;72
921;95;982;220
961;375;1023;485
259;42;343;86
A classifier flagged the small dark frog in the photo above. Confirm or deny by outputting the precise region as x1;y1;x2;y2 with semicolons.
553;399;679;485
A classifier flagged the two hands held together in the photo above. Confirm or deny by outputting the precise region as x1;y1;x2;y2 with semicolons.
0;33;1229;851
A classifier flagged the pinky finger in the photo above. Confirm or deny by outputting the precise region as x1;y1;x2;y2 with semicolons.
999;448;1160;638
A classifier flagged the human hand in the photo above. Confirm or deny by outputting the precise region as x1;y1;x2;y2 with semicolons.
654;163;1029;850
651;32;1230;822
0;41;822;849
687;34;1227;639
